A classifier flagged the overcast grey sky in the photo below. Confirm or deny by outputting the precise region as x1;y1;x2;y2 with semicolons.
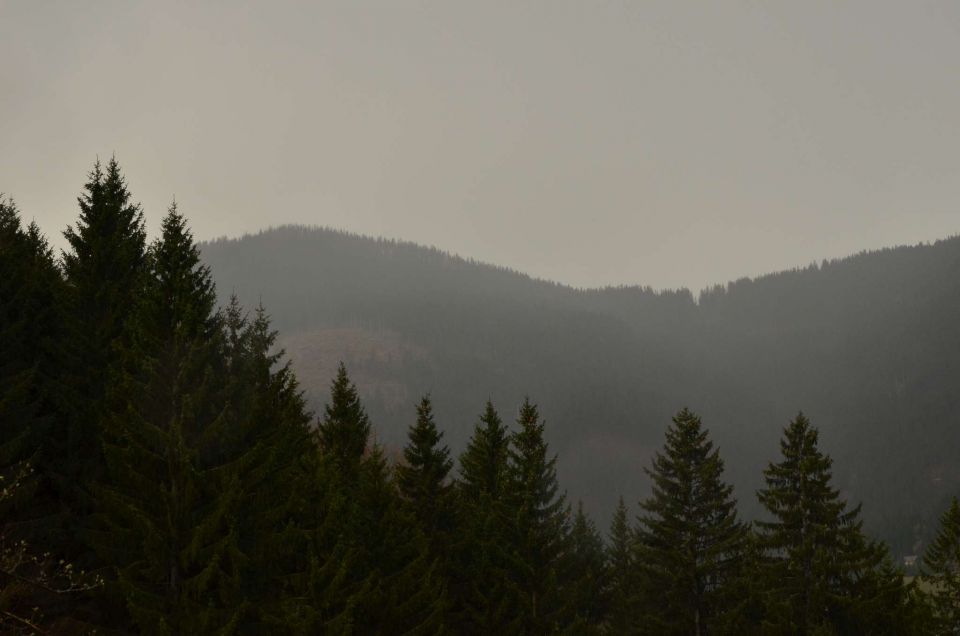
2;1;958;291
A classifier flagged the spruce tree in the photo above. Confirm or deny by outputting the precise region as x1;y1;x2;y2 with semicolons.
923;497;960;632
352;446;447;634
458;401;511;502
453;401;520;634
634;408;747;636
756;412;904;634
95;203;242;633
58;158;147;564
0;199;60;485
222;302;319;630
0;199;78;629
317;362;371;474
607;495;637;634
563;501;608;634
311;366;444;633
506;397;570;633
397;395;454;555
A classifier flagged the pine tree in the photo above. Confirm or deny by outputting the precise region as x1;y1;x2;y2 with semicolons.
756;412;904;634
458;401;511;502
0;199;56;482
923;497;960;633
95;203;244;633
563;501;608;634
397;395;454;556
634;408;747;636
295;453;366;634
0;199;81;630
453;401;520;634
506;397;570;633
58;158;147;564
317;362;371;475
352;446;447;635
0;202;65;493
607;495;637;634
222;302;320;630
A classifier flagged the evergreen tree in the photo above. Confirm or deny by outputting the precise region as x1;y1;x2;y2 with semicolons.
607;495;637;634
58;157;147;563
397;395;454;555
293;453;365;634
352;445;447;635
317;362;371;475
0;199;81;630
453;401;520;634
563;501;608;634
0;198;61;487
94;203;243;633
506;397;570;633
634;408;747;636
458;401;511;502
222;302;321;630
756;412;907;634
923;497;960;633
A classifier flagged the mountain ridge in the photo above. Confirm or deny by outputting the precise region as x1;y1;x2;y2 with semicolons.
201;224;960;556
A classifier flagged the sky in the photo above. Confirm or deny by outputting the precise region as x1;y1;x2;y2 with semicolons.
2;1;959;291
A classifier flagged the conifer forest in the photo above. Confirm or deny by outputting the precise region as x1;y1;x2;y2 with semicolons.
3;159;960;635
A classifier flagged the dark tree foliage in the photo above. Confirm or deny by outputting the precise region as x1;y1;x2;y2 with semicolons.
563;501;608;634
0;200;84;632
506;398;570;634
351;446;446;635
4;161;956;634
923;497;960;633
607;496;638;633
0;198;63;493
756;413;916;634
59;158;148;564
94;203;242;633
317;362;371;475
453;401;519;634
634;408;747;636
203;225;960;555
397;396;454;542
397;394;455;589
221;302;318;630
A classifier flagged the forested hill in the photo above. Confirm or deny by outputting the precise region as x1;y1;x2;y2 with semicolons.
201;225;960;555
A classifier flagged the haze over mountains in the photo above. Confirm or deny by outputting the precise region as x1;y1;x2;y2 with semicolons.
201;225;960;556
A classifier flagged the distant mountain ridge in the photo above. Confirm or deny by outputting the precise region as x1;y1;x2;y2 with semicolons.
201;225;960;556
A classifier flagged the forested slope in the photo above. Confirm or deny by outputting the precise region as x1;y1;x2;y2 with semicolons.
202;226;960;556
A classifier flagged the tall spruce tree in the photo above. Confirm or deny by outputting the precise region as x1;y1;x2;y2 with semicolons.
311;365;444;634
59;158;147;563
453;401;520;634
458;401;511;502
352;445;447;635
756;412;907;634
634;408;747;636
0;198;63;489
0;199;78;629
506;397;570;633
397;396;454;550
221;302;321;630
563;501;608;634
317;362;371;475
923;497;960;633
95;203;244;633
607;495;637;634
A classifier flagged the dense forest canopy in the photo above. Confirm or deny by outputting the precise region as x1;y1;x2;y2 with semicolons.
201;224;960;557
2;160;959;633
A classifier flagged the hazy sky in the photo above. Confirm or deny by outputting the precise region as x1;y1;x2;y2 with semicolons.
2;1;958;291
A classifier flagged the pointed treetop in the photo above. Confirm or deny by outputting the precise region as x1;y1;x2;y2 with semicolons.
458;399;511;500
318;362;371;469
